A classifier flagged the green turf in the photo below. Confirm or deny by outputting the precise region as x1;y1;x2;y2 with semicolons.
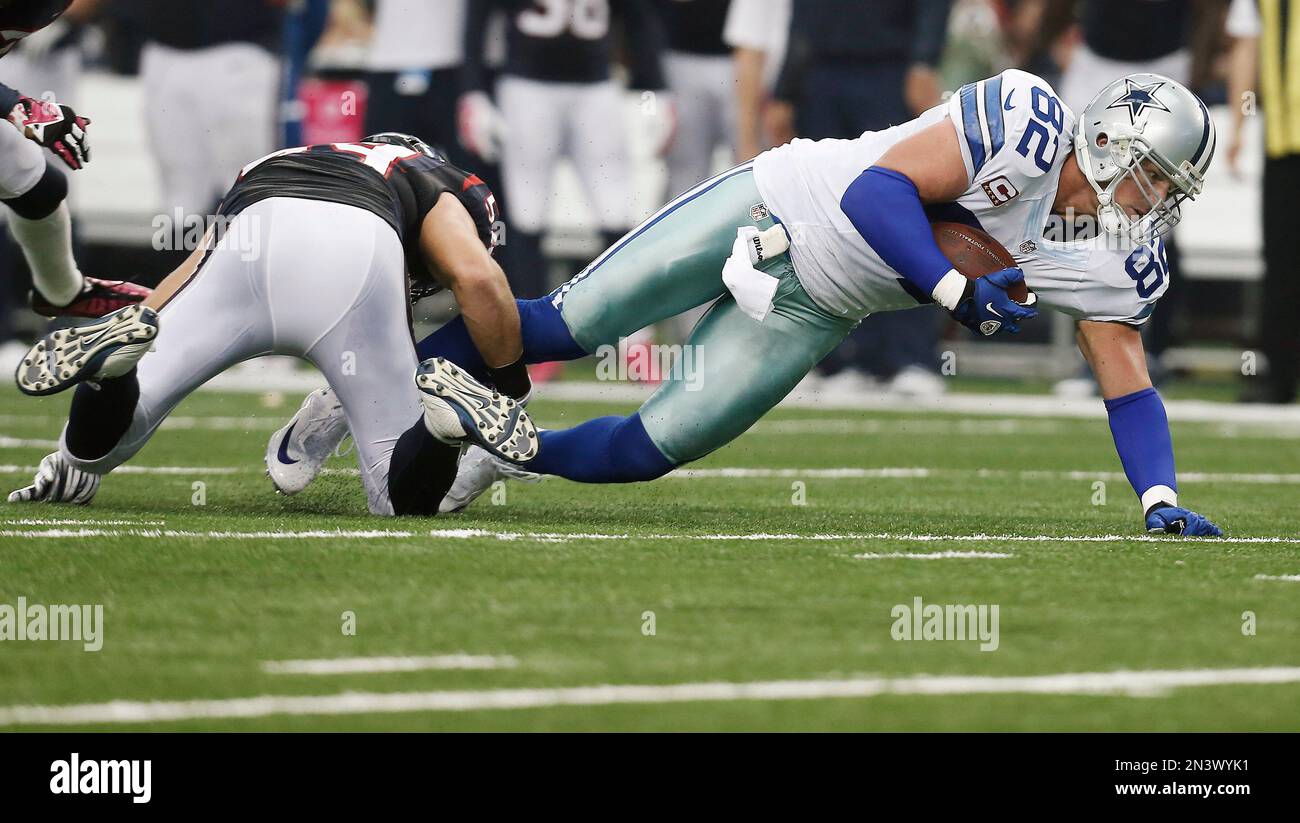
0;384;1297;731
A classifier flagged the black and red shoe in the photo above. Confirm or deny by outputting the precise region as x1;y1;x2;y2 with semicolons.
31;276;151;319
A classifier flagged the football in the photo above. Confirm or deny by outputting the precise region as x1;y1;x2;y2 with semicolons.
931;221;1029;303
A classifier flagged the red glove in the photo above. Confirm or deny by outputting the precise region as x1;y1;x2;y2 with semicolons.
9;96;91;170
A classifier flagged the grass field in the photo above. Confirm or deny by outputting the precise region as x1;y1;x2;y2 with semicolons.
0;379;1298;731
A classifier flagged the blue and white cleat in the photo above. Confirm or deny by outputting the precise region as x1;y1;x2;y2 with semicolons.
265;387;351;495
415;357;539;463
15;304;158;396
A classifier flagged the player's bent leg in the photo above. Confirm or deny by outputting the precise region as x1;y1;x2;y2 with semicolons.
52;217;272;479
519;266;853;487
414;165;780;389
524;413;675;483
551;162;774;353
637;278;854;465
280;202;433;516
440;415;666;511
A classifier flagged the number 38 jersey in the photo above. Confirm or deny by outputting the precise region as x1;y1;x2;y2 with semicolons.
752;69;1170;327
218;142;499;288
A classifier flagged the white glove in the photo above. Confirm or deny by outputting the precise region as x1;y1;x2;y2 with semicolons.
457;91;505;163
8;452;100;505
721;226;788;322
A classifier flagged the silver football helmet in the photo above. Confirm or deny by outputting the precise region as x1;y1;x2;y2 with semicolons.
1073;73;1215;244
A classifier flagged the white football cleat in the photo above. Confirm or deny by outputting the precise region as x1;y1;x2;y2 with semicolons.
438;445;542;513
15;304;158;396
265;387;350;495
414;357;539;463
8;452;100;505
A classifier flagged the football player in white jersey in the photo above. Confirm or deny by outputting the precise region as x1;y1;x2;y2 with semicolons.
264;70;1222;537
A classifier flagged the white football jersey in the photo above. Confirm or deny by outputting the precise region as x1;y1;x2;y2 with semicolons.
751;68;1169;326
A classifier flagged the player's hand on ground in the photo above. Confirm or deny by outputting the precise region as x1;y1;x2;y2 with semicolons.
6;452;99;505
457;91;505;163
1145;505;1223;537
9;95;91;170
950;267;1038;337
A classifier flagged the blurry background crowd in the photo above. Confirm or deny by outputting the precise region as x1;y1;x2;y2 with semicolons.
0;0;1293;404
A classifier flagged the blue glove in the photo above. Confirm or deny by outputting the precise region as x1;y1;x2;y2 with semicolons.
951;268;1038;337
1146;505;1223;536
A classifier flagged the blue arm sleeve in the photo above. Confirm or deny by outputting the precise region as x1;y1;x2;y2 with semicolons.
840;167;954;295
1104;387;1177;506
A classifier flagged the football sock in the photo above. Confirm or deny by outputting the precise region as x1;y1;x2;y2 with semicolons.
8;200;84;307
387;416;461;516
523;413;675;483
65;368;140;461
415;297;587;383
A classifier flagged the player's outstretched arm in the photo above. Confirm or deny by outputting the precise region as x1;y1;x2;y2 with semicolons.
420;193;531;401
842;120;1036;337
1077;319;1222;536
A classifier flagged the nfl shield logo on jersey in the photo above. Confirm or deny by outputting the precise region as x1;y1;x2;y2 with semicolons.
982;175;1020;206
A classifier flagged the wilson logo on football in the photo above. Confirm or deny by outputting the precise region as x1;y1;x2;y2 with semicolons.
982;175;1020;206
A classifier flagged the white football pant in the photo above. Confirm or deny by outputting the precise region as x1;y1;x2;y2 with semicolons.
495;75;632;233
59;198;425;515
663;51;736;200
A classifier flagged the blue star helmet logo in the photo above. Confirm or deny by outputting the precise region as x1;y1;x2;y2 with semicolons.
1106;78;1172;124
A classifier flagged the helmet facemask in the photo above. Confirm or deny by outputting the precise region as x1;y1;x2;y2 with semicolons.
1086;133;1203;246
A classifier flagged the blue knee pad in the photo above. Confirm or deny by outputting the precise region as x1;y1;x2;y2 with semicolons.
525;413;675;483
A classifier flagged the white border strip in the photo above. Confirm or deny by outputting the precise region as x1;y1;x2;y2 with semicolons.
4;667;1300;726
1254;574;1300;583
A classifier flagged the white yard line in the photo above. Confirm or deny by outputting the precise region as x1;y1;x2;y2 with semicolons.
262;655;518;675
1254;574;1300;583
0;436;59;449
0;415;279;431
3;667;1300;725
0;464;241;476
1;518;165;527
854;551;1014;560
3;527;1298;545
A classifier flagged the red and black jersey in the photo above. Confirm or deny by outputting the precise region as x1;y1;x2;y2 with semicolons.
217;142;499;287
